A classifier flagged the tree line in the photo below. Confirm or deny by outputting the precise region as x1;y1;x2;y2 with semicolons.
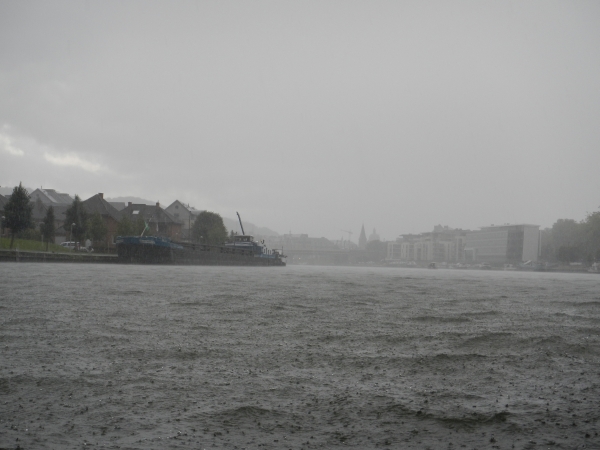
540;210;600;263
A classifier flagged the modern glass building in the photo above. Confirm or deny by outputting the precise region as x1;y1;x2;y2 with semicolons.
465;224;540;263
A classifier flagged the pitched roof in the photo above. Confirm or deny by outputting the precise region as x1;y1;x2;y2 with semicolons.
166;200;203;215
29;200;69;223
82;193;121;221
29;188;73;205
108;201;126;211
31;198;48;221
120;203;179;224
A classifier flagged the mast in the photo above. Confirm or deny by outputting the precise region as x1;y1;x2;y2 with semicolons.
236;212;246;235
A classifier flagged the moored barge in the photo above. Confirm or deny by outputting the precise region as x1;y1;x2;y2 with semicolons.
116;235;285;266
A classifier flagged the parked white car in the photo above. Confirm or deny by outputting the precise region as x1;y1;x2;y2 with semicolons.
60;241;89;252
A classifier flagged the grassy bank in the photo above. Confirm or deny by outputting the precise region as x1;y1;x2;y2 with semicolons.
0;237;114;255
0;237;73;253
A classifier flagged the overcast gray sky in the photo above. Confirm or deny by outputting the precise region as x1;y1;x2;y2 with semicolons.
1;1;599;240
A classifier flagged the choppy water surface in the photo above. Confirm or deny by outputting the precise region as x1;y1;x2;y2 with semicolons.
1;264;599;449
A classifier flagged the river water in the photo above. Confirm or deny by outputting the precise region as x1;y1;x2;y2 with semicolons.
1;264;599;449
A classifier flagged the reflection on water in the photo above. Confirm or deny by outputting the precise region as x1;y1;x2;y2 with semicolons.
1;264;599;448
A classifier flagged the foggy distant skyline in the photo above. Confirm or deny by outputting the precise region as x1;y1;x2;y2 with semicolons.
1;1;599;240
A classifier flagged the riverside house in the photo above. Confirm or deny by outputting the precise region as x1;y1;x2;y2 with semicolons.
119;202;182;240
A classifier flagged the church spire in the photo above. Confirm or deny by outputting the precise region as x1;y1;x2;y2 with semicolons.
358;224;367;249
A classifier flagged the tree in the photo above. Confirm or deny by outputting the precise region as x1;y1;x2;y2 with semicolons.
551;219;584;247
539;228;554;261
117;215;148;237
64;195;89;243
89;213;108;251
117;216;133;236
191;211;228;245
549;219;585;262
4;183;33;248
556;245;581;263
18;227;41;241
545;213;600;263
41;206;56;251
583;210;600;262
134;216;149;235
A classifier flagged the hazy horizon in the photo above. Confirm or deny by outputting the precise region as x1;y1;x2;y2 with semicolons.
2;1;599;241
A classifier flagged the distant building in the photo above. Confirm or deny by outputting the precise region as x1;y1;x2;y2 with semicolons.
386;241;402;261
387;226;467;263
332;238;358;251
387;223;540;265
29;188;73;206
365;239;388;262
358;224;367;249
465;224;540;263
120;202;182;240
30;198;69;244
82;193;122;251
264;234;340;252
368;228;380;242
164;200;204;240
263;234;347;265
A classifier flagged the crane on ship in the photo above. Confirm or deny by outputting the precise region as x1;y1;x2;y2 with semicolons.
236;212;246;235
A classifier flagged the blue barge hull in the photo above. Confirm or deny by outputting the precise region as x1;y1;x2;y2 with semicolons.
116;236;285;266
